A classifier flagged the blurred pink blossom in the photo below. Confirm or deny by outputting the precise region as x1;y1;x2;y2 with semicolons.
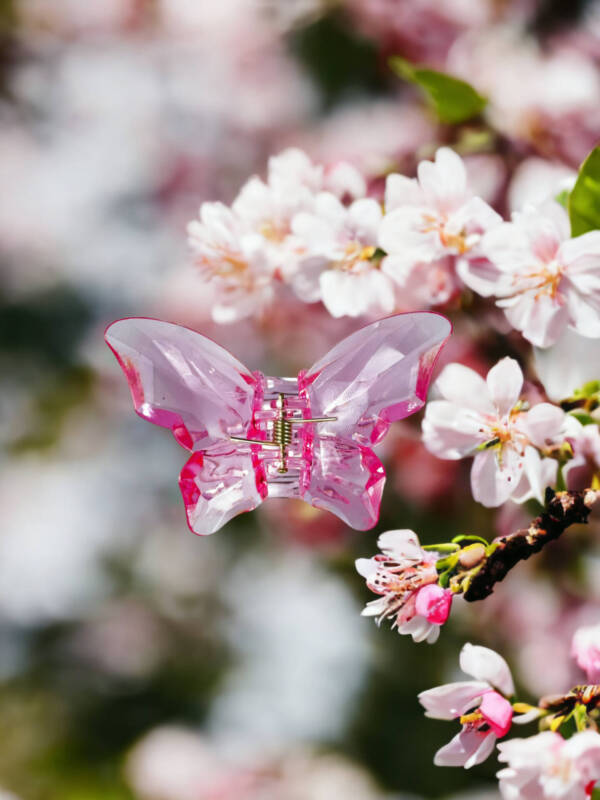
565;423;600;491
497;730;600;800
572;623;600;683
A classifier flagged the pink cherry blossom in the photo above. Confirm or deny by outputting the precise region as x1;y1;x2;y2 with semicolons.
291;193;393;318
379;147;501;306
422;357;567;507
419;643;515;769
572;623;600;683
479;202;600;347
187;202;275;323
564;422;600;491
497;730;600;800
187;148;373;321
355;529;451;643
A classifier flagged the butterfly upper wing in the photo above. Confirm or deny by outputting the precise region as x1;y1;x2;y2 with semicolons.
299;312;451;446
105;317;258;450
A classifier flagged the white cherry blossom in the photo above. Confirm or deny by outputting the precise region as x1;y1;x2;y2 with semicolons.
379;147;501;304
187;202;275;323
480;202;600;347
292;192;393;318
422;357;566;507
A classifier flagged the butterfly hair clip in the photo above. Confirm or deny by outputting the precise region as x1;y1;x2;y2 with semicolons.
105;313;451;534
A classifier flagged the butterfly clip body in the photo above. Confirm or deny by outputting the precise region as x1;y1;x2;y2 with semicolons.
105;313;451;534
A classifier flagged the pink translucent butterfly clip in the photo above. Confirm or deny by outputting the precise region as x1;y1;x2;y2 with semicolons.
105;313;451;534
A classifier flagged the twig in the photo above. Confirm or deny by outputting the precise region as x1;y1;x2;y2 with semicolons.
463;488;600;602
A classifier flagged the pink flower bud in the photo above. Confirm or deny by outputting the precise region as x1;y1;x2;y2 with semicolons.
479;691;513;738
414;584;453;625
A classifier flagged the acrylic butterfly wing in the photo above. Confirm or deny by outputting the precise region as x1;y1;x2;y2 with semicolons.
105;318;266;534
298;313;452;529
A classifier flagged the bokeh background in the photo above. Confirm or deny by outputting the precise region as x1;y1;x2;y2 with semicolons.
1;1;600;798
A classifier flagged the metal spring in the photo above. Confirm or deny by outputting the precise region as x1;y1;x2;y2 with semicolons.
272;418;292;448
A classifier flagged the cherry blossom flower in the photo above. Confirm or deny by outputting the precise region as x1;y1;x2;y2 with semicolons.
572;623;600;683
291;192;393;318
422;357;567;507
379;147;501;306
479;202;600;347
419;643;515;769
187;202;275;323
355;529;452;644
497;730;600;800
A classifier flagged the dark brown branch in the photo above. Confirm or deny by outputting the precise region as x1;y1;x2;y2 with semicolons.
464;488;600;602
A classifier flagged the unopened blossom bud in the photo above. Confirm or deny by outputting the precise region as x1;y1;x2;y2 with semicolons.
414;584;453;625
458;543;486;569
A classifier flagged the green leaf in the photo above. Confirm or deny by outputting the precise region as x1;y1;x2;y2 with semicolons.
591;788;600;800
568;145;600;236
389;57;487;124
555;188;569;208
573;379;600;399
568;410;595;425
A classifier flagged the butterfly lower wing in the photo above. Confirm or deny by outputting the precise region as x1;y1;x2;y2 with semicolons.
180;444;267;535
300;436;385;530
299;312;451;446
105;317;257;449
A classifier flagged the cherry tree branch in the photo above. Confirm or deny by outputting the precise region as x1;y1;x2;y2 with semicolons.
463;488;600;602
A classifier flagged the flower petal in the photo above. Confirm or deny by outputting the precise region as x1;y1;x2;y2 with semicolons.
460;643;515;696
479;691;514;738
355;558;377;579
418;681;490;720
376;529;423;561
434;727;496;769
422;400;487;459
518;403;565;448
486;357;523;416
470;449;517;508
434;363;494;415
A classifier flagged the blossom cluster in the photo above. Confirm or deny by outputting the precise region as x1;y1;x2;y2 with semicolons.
419;636;600;799
188;146;600;350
